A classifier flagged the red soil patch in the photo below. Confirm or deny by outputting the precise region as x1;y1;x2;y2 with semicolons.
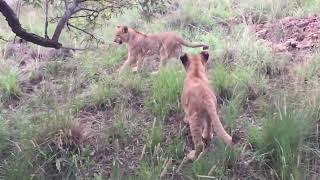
255;16;320;52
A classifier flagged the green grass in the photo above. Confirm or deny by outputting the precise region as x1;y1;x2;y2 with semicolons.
0;60;21;102
238;0;320;22
170;0;233;30
44;61;64;76
296;52;320;81
146;66;184;119
248;103;314;179
220;93;244;131
167;136;185;160
211;62;261;102
0;115;10;154
76;46;127;79
182;139;241;179
85;80;113;107
0;108;86;179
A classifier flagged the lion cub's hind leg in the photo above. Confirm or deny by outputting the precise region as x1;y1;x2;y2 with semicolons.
202;113;214;144
187;113;204;161
182;106;190;124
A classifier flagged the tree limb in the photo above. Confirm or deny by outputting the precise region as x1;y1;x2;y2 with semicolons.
61;46;95;51
0;0;62;48
51;0;80;42
44;0;49;39
66;23;104;43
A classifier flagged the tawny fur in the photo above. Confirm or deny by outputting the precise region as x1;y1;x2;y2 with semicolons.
113;25;208;74
180;51;233;161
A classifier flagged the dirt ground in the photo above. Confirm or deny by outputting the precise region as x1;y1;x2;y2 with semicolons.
254;16;320;53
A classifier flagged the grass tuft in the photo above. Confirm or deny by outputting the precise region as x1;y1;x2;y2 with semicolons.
146;66;184;119
0;60;21;102
249;103;314;179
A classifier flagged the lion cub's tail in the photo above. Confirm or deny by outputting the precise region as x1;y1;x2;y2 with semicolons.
205;101;233;145
179;39;209;50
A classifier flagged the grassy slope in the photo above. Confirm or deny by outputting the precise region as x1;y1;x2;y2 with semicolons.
0;0;320;179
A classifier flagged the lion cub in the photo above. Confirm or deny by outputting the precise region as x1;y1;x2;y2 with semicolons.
180;51;235;160
113;25;208;74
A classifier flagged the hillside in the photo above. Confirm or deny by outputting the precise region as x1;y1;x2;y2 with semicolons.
0;0;320;179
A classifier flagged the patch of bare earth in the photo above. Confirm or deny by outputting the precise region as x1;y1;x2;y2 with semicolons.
255;16;320;53
253;16;320;87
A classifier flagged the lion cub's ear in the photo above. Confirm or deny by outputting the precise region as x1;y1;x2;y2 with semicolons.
180;53;188;66
200;51;209;62
123;26;128;33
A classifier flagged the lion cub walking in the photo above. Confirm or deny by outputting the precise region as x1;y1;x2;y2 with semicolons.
113;25;208;74
180;51;234;160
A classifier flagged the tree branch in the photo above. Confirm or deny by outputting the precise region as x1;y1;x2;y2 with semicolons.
0;0;62;48
51;0;80;42
44;0;49;39
61;46;95;51
66;23;104;43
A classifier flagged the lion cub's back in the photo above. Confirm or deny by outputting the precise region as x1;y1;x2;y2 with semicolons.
149;31;181;42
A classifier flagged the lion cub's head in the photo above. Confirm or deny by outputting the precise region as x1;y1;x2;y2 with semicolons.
179;51;209;72
113;25;129;44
